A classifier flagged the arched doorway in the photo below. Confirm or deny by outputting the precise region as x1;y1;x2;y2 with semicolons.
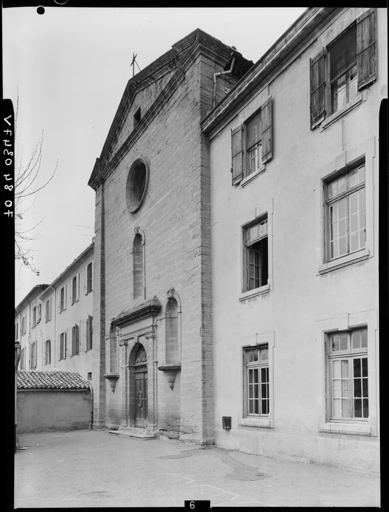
132;344;148;427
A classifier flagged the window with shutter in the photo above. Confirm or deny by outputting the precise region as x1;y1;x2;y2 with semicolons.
230;97;273;185
310;8;376;129
231;125;243;185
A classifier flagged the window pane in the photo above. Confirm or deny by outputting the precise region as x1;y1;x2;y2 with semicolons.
349;66;358;102
254;384;259;399
338;198;346;218
338;236;347;256
363;399;369;418
262;400;269;415
333;379;341;397
363;378;368;397
260;348;268;362
354;398;362;418
358;165;365;183
362;357;368;377
361;329;367;348
342;399;351;418
253;400;259;414
328;181;337;199
354;379;361;397
333;398;341;417
353;358;361;378
341;359;349;377
332;359;340;377
349;168;359;188
351;330;361;349
341;379;350;397
340;333;348;351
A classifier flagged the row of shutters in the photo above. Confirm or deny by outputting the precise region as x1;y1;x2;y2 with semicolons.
231;8;376;185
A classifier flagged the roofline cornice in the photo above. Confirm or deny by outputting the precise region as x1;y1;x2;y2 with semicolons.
15;285;49;315
202;7;341;134
39;242;94;300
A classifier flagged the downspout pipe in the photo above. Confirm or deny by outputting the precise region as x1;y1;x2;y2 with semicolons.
213;54;236;108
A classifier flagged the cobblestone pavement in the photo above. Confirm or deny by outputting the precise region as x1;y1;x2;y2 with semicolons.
14;430;380;508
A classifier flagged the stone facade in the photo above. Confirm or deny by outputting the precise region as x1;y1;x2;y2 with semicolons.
203;7;385;472
88;29;253;442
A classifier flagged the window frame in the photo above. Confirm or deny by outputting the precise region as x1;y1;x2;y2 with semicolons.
241;215;270;297
60;285;67;312
59;332;67;360
324;161;366;262
239;331;275;429
21;315;27;335
243;345;270;418
86;262;93;294
45;340;51;365
45;299;52;323
231;97;273;186
316;142;374;275
310;8;377;130
315;309;378;436
72;324;80;356
86;315;93;351
32;306;37;327
326;328;368;421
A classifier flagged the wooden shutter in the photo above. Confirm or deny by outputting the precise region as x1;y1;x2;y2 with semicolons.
231;125;243;185
310;49;326;128
261;97;273;164
357;8;376;89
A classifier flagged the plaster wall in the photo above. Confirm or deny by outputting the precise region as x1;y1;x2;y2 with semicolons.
17;390;92;433
209;8;385;472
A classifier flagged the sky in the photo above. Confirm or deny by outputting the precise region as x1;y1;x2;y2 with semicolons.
4;6;307;306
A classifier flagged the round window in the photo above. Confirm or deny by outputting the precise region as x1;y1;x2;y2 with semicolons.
126;159;149;213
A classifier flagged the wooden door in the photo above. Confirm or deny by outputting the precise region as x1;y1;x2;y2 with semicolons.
134;365;148;427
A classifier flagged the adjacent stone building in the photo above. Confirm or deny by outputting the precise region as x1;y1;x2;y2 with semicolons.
87;29;252;441
203;7;385;472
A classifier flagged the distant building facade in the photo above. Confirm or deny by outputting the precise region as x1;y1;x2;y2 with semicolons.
15;243;94;381
203;7;385;472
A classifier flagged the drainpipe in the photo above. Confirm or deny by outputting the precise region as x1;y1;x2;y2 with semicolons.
213;53;236;108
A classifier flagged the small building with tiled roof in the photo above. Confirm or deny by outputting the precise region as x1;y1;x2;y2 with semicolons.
18;370;92;390
17;370;92;433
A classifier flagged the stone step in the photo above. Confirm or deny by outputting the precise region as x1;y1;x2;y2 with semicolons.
109;427;156;440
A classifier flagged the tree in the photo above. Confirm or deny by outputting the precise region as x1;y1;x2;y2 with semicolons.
14;96;58;276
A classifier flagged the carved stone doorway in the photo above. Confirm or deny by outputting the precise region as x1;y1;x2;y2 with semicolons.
132;344;148;428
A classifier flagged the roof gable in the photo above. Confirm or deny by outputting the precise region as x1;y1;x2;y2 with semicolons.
88;29;252;190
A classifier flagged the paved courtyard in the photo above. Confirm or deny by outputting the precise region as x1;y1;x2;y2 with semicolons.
14;429;380;508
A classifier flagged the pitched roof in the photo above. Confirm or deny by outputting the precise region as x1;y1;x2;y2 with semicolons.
17;370;91;390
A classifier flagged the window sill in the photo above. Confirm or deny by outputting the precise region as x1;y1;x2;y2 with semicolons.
318;248;369;274
320;92;365;131
239;284;270;302
319;421;377;437
240;166;266;187
239;417;274;429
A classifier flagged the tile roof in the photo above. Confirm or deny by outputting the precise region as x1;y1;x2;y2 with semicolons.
17;370;91;390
